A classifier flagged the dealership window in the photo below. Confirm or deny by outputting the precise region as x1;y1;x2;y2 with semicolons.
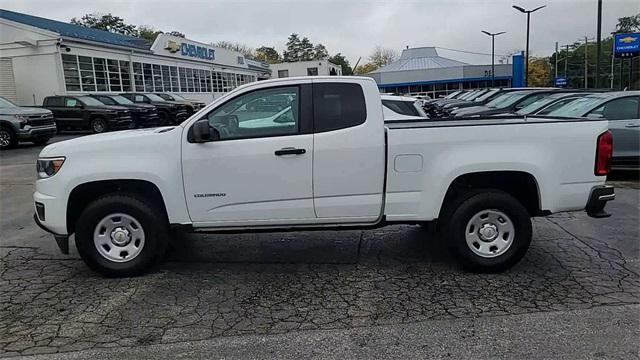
77;56;95;92
94;58;108;91
278;70;289;78
151;64;162;92
186;68;195;92
178;68;187;92
161;65;171;92
307;67;318;76
61;54;80;91
133;62;144;91
107;59;121;92
170;66;179;92
143;63;153;92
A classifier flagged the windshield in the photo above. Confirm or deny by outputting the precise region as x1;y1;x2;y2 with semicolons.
78;96;107;107
516;95;576;115
548;96;605;117
0;97;18;108
382;100;421;117
111;95;134;105
169;94;187;101
485;93;516;108
445;91;461;99
146;94;167;102
475;89;500;102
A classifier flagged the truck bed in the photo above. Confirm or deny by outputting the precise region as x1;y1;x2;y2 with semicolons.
385;115;605;130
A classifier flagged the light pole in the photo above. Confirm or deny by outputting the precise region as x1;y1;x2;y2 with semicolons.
482;30;506;87
513;4;546;86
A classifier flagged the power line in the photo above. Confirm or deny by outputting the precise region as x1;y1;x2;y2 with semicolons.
434;46;512;57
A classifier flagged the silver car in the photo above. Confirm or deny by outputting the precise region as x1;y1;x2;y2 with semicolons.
548;91;640;169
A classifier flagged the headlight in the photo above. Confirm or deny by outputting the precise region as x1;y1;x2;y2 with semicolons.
14;114;28;127
37;157;65;179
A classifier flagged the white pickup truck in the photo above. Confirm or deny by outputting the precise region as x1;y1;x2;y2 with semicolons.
33;77;615;277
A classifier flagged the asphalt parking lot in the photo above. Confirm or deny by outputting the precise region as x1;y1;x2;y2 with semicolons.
0;135;639;359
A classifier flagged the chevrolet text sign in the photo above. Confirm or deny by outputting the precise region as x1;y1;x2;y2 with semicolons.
164;39;215;61
614;33;640;58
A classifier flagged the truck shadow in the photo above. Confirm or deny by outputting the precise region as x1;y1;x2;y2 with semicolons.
166;224;455;266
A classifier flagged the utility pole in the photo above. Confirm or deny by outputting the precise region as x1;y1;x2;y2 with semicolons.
584;37;588;88
555;42;559;79
565;44;570;78
595;0;602;88
610;39;615;89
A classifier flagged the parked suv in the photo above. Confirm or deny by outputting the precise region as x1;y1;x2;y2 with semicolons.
0;96;56;149
43;96;133;133
120;93;189;125
154;93;205;115
88;94;161;128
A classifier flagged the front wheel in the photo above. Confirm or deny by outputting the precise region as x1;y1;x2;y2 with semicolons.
75;194;168;277
445;190;532;273
90;117;108;133
0;127;17;150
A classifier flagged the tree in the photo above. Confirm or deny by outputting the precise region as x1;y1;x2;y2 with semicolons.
328;53;352;75
283;34;302;62
313;44;329;60
299;37;314;61
527;57;551;87
213;41;255;59
255;46;282;64
166;31;185;38
368;46;398;68
70;13;137;36
616;14;640;33
354;63;379;74
137;25;163;42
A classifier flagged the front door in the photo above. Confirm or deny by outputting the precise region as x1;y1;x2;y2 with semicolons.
182;84;315;226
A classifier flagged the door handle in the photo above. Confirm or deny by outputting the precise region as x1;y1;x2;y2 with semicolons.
274;147;306;156
625;123;640;128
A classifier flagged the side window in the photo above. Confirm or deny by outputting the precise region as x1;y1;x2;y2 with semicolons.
277;70;288;78
44;97;63;106
382;100;420;116
65;98;78;107
205;86;299;140
590;97;639;120
135;95;145;103
98;96;115;105
313;83;366;132
307;67;318;76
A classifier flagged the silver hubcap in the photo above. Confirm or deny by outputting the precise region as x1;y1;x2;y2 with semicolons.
93;120;105;132
0;130;11;147
93;213;145;262
465;209;515;258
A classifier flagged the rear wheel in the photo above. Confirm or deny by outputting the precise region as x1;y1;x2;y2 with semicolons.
90;117;108;133
0;127;17;150
75;194;168;277
444;190;532;273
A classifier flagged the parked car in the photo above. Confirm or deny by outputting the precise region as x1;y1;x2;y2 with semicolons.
42;96;133;133
0;96;56;149
154;93;206;114
88;94;161;128
120;93;189;125
453;89;560;117
442;88;552;116
381;95;428;120
33;77;614;277
514;92;594;116
548;91;640;169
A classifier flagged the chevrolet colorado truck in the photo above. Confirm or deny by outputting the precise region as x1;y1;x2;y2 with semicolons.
33;77;615;277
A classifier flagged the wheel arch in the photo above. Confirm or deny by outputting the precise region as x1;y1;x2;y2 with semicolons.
66;179;169;235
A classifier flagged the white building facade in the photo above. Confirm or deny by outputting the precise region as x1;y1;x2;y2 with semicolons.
270;60;342;79
0;9;270;106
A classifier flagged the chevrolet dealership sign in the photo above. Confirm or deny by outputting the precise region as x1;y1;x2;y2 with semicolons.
164;39;215;61
614;33;640;58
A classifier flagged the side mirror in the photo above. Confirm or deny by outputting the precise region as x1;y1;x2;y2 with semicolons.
587;113;604;119
191;119;219;143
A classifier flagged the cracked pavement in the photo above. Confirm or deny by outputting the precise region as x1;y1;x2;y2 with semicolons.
1;137;639;358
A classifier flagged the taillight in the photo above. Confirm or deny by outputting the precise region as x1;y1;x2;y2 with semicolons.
595;130;613;176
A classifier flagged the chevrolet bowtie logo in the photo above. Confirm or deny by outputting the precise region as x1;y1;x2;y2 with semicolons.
165;40;181;53
619;36;637;44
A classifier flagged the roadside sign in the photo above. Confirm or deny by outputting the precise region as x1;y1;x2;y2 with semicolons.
555;77;568;87
614;33;640;58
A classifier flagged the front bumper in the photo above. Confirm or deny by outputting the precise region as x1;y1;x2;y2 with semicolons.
16;125;57;140
108;116;134;130
585;185;615;218
33;213;69;254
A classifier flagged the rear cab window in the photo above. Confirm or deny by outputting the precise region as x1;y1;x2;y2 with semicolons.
44;97;64;107
313;83;366;132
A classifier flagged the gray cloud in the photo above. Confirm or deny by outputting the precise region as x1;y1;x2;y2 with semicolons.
1;0;638;64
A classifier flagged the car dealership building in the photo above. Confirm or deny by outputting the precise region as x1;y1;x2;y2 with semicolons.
366;47;524;98
0;9;270;106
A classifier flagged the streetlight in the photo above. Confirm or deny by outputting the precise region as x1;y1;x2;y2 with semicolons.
513;4;546;86
482;30;506;86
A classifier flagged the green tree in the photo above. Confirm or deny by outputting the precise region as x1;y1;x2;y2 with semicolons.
166;31;185;38
299;37;314;61
137;25;163;42
313;44;329;60
354;63;379;74
616;14;640;33
255;46;282;64
283;34;302;62
328;53;353;75
213;41;255;59
368;46;398;68
70;13;137;36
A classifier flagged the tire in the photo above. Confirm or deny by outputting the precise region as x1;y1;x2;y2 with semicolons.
0;127;17;150
75;194;169;277
443;190;532;273
32;137;51;146
90;117;108;133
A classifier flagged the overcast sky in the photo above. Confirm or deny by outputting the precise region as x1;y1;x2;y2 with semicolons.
1;0;638;65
